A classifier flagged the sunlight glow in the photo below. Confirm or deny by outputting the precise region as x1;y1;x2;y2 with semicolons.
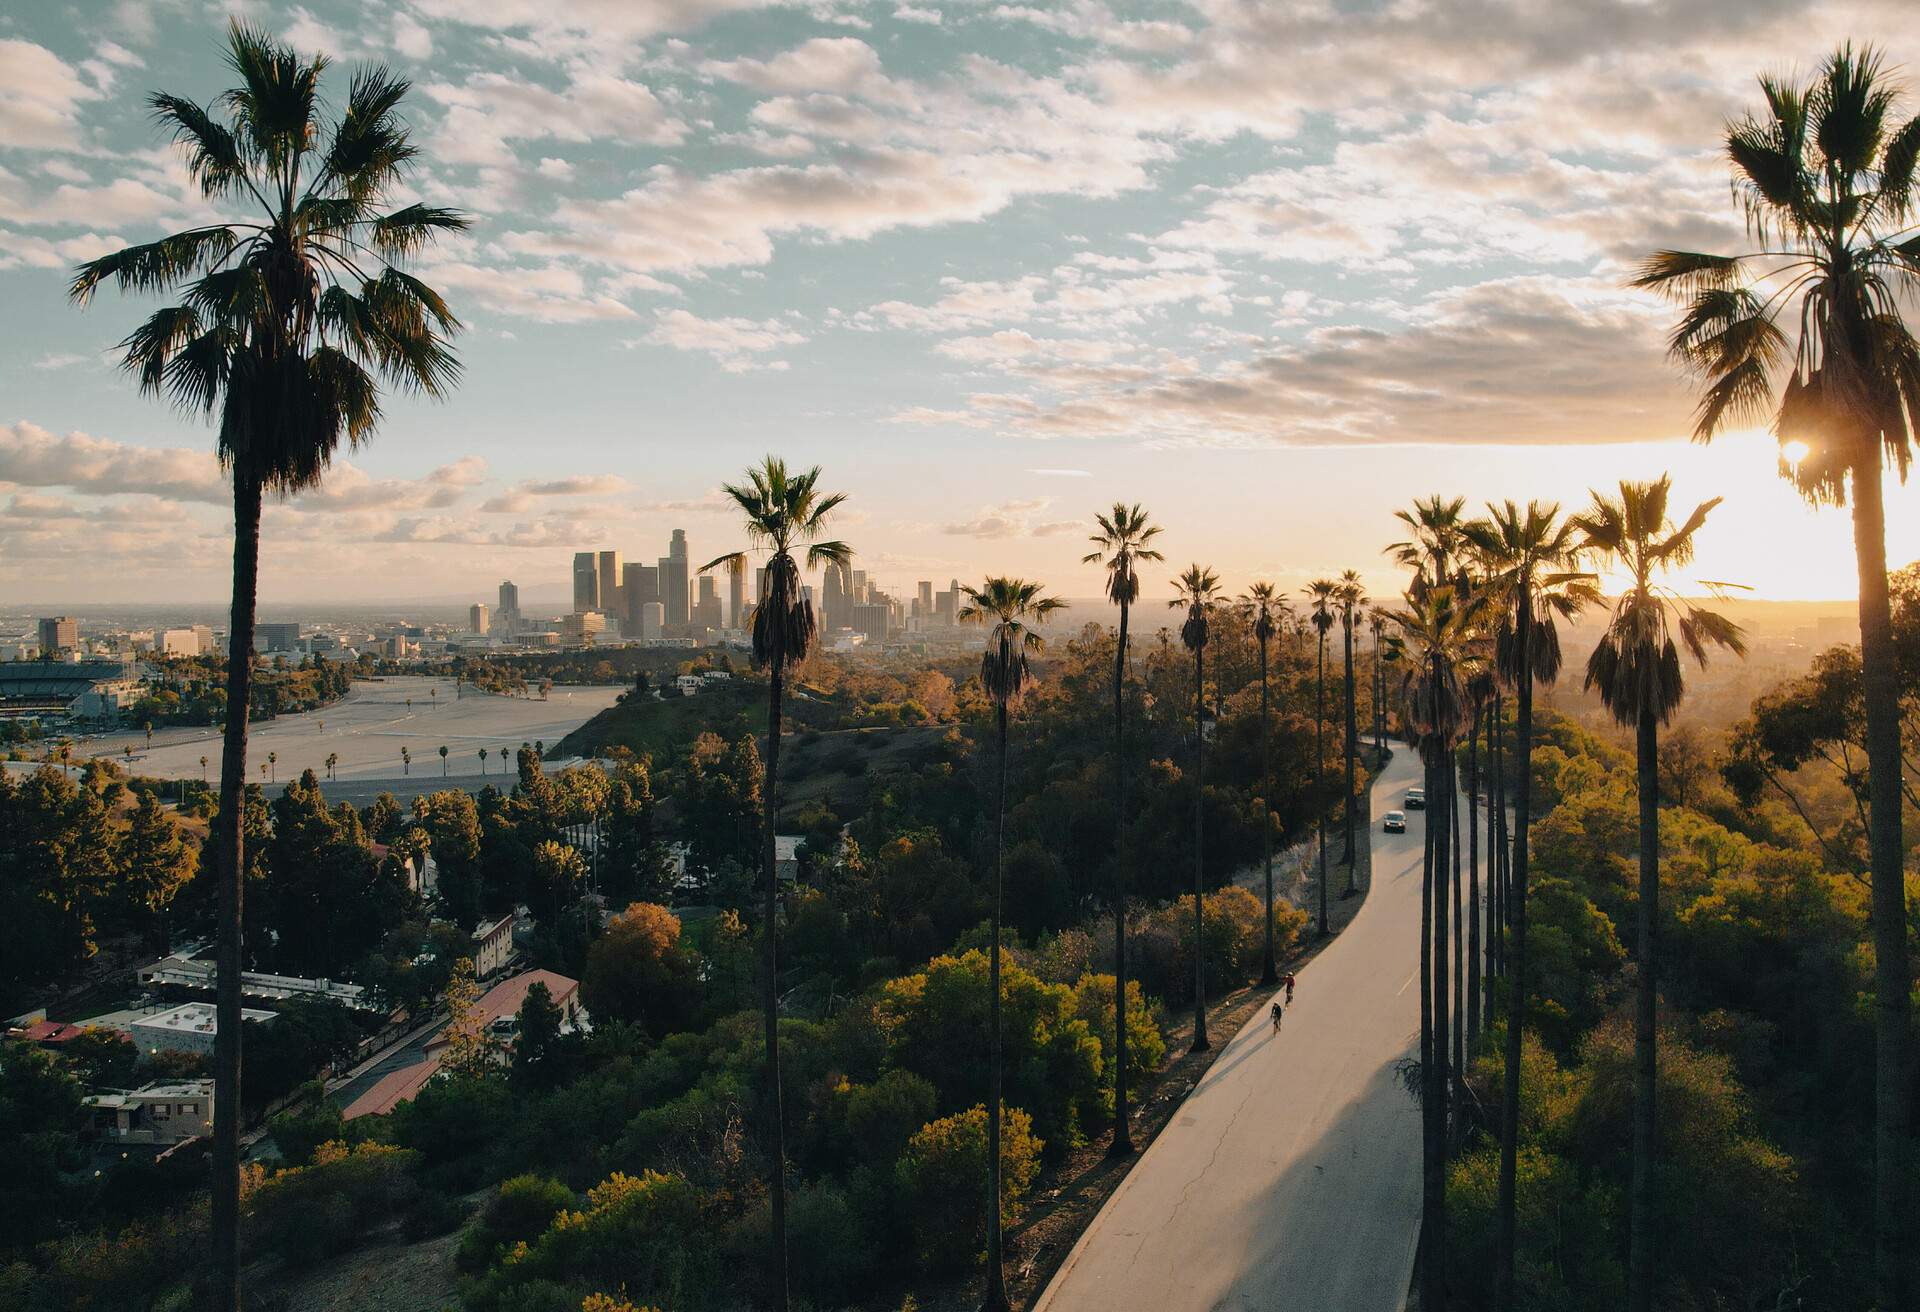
1781;439;1811;465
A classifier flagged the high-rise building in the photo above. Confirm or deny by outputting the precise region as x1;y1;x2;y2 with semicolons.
936;579;960;627
917;581;933;615
851;601;890;646
822;561;848;632
572;552;599;613
498;580;520;621
727;562;745;629
255;622;302;651
37;617;78;654
658;529;690;628
638;602;664;640
850;569;868;605
598;550;623;620
469;604;490;634
694;575;723;632
623;563;659;634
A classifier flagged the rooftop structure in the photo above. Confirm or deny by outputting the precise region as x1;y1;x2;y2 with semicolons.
128;1002;277;1055
137;951;376;1010
83;1080;215;1145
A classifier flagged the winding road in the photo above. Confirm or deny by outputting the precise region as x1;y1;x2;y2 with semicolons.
1033;743;1429;1312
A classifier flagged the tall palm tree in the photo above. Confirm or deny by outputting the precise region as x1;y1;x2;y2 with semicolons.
1241;582;1285;985
960;577;1064;1312
1306;579;1338;935
1171;564;1223;1052
438;744;448;776
1575;478;1746;1312
1369;607;1390;753
1388;494;1469;581
1337;570;1368;889
1461;500;1594;1312
1388;580;1478;1312
702;457;850;1312
1631;49;1919;1300
1084;504;1163;1156
68;29;464;1308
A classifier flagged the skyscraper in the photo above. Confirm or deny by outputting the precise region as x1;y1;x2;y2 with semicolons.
822;561;848;632
598;550;623;620
727;561;745;629
469;603;489;634
498;580;520;619
917;580;933;615
658;529;690;628
572;552;599;613
623;563;659;635
694;575;723;632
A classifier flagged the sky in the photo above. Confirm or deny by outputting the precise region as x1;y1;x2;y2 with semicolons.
4;0;1920;610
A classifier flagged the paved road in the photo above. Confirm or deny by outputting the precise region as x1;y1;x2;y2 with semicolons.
1034;744;1429;1312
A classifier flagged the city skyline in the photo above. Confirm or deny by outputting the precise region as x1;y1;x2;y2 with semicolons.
5;2;1920;607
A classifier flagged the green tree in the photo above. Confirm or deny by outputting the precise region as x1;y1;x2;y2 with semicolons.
1575;477;1745;1312
118;790;197;949
1632;53;1920;1297
1083;503;1163;1156
1171;564;1224;1052
894;1106;1042;1277
581;902;698;1037
701;456;851;1312
959;576;1063;1312
67;29;466;1300
512;980;564;1090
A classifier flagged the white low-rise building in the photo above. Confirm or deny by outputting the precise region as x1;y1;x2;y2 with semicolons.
128;1002;276;1056
472;912;515;978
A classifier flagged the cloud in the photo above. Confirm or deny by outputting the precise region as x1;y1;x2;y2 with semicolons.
893;6;942;24
480;474;629;509
637;308;805;371
425;70;685;172
936;496;1077;538
421;259;644;324
0;40;100;150
1029;467;1091;477
32;352;89;370
705;38;900;100
0;422;225;502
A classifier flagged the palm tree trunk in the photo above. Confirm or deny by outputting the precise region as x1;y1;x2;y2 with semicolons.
1628;689;1659;1312
1494;590;1534;1312
1850;454;1910;1312
210;470;262;1312
1467;711;1481;1055
1489;695;1503;983
1110;602;1134;1156
762;652;790;1312
1419;746;1435;1294
1260;636;1278;985
1422;648;1452;1311
986;698;1010;1312
1342;617;1357;872
1452;744;1464;1096
1315;634;1328;937
1191;643;1209;1053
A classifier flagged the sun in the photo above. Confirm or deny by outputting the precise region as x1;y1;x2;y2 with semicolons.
1780;439;1811;465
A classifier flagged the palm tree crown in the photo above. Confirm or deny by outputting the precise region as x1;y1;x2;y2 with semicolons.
1462;500;1598;687
704;457;852;672
1241;581;1284;647
1086;503;1164;608
1631;45;1920;503
1576;478;1748;725
961;578;1065;707
1171;565;1223;650
1389;495;1469;579
69;21;467;492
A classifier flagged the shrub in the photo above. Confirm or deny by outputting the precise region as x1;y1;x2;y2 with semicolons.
1133;885;1288;1002
894;1105;1041;1275
458;1174;575;1273
401;1188;469;1241
244;1141;421;1268
267;1085;343;1166
844;1069;937;1166
1069;972;1166;1090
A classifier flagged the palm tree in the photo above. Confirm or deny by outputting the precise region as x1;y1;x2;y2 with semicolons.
1337;570;1367;888
401;746;410;776
1575;478;1746;1312
960;577;1064;1312
199;755;209;785
67;28;464;1307
702;457;850;1312
1084;504;1163;1155
1306;579;1338;935
1369;607;1389;753
1631;49;1918;1300
1171;564;1223;1052
1241;581;1285;985
266;750;276;783
478;747;488;775
325;751;337;782
1388;494;1468;580
439;744;448;776
1461;500;1594;1312
1387;579;1478;1312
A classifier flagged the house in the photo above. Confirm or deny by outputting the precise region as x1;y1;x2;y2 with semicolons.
701;669;732;682
674;673;703;696
6;1018;96;1048
128;1002;276;1056
471;912;516;978
83;1081;214;1145
372;839;438;899
775;835;803;884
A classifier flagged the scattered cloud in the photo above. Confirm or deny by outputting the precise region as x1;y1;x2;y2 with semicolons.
636;308;805;371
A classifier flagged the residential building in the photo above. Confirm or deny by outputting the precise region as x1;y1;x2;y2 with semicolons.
674;673;703;696
468;603;489;635
129;1002;276;1056
37;617;78;654
572;551;599;613
472;912;515;978
83;1080;215;1145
